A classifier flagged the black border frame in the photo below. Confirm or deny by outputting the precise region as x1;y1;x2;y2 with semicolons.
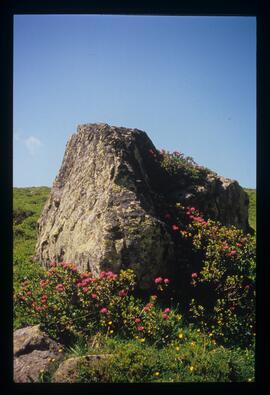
1;0;269;393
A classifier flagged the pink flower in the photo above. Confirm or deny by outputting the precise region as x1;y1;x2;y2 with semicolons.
82;287;89;294
100;307;108;314
190;207;196;212
40;279;48;288
164;308;171;313
55;284;65;292
149;149;155;156
49;261;57;267
164;278;170;284
154;277;163;284
172;224;179;231
227;250;237;257
191;272;198;279
236;243;242;247
26;291;32;296
143;306;150;312
162;313;169;320
134;318;141;323
118;289;128;297
137;326;145;331
91;293;97;299
41;295;48;302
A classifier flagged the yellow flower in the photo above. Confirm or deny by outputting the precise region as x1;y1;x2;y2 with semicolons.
191;342;195;347
175;203;181;208
39;369;44;373
197;329;200;332
140;338;145;343
178;333;183;339
248;378;252;382
108;321;112;325
175;346;180;351
189;366;194;372
154;372;160;376
209;333;213;337
109;330;114;334
58;349;63;352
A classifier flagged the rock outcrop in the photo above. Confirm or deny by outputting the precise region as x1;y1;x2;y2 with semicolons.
13;325;63;383
52;354;111;383
35;123;251;288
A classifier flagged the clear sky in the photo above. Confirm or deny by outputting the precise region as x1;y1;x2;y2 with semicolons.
13;15;256;188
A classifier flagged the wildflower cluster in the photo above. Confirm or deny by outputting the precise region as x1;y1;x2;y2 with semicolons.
15;265;182;346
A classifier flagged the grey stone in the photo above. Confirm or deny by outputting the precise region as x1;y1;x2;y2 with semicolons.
13;325;63;383
35;123;251;289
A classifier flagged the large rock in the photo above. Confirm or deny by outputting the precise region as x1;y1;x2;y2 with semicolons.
13;325;63;383
35;123;251;288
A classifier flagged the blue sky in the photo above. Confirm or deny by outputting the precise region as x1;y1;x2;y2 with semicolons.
13;15;256;188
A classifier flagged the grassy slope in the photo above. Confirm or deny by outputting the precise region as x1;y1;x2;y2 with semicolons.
13;186;50;290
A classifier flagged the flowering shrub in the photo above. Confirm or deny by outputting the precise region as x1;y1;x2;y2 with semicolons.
167;204;256;347
148;148;215;184
15;265;183;345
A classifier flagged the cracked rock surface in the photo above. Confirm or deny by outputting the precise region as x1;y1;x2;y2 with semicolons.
35;123;251;289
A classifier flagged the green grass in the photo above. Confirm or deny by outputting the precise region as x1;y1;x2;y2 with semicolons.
56;334;254;383
244;188;256;232
13;186;50;327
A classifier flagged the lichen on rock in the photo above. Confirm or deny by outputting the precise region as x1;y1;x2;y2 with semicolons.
35;123;251;289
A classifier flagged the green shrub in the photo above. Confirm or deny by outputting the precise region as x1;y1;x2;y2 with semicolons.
76;336;254;383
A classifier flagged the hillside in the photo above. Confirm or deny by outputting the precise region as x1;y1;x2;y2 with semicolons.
13;186;50;290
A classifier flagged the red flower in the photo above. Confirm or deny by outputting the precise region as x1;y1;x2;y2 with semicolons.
154;277;163;284
91;293;97;299
134;318;141;323
162;313;169;320
191;272;198;279
100;307;108;314
164;308;171;313
172;224;179;231
82;287;89;294
164;278;170;284
41;295;48;302
137;326;145;331
227;250;237;257
236;243;242;247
